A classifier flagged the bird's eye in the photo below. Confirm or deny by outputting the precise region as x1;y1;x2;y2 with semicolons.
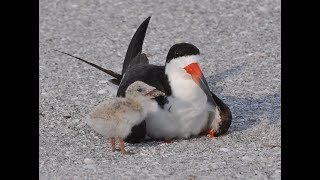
137;88;142;92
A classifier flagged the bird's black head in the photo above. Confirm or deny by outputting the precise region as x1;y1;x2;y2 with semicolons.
166;43;200;63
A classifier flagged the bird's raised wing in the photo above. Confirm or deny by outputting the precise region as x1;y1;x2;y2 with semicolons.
127;52;149;67
122;16;151;75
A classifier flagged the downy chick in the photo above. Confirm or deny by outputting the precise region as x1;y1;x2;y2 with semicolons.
86;81;160;154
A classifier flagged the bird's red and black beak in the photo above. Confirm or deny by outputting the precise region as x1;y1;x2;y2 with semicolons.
184;63;216;106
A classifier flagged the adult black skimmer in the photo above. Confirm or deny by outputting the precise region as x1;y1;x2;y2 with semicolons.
118;43;232;140
86;81;160;154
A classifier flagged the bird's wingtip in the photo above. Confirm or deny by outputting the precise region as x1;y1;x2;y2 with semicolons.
144;16;151;23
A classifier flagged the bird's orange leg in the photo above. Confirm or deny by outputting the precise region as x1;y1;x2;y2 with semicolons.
118;137;127;154
110;137;116;152
207;129;215;139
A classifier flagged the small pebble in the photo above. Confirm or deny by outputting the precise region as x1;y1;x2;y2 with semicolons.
72;119;80;124
220;148;230;152
84;158;95;165
98;80;108;84
242;156;254;161
97;89;106;94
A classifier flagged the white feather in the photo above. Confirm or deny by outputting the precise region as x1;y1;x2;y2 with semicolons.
146;55;210;139
165;55;204;100
165;55;201;70
146;97;209;139
208;106;222;131
103;81;118;96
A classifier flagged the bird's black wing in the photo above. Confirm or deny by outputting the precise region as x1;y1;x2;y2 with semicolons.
122;16;151;75
117;64;171;97
128;52;149;67
108;53;150;86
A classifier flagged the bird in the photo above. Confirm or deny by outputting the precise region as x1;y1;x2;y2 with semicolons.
86;81;161;154
55;16;232;142
118;43;232;141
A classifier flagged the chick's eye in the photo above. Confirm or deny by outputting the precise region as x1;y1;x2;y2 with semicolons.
137;88;142;92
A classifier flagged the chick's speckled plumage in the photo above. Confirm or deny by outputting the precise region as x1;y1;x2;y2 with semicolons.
87;96;146;138
86;81;158;140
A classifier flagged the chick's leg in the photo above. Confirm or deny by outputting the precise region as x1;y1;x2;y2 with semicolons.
118;137;127;154
110;137;116;152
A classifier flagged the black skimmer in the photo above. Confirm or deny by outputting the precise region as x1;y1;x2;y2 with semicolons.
86;81;160;154
117;43;232;140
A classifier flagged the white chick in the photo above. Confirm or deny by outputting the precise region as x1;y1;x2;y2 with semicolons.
86;81;160;154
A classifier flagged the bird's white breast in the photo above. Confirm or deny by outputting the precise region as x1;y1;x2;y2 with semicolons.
145;96;209;139
146;64;209;139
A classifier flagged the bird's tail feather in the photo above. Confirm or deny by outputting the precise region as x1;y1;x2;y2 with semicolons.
54;50;122;81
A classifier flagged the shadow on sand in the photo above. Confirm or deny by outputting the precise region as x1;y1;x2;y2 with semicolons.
206;63;280;133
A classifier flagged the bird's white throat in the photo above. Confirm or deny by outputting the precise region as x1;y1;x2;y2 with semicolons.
165;55;206;103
